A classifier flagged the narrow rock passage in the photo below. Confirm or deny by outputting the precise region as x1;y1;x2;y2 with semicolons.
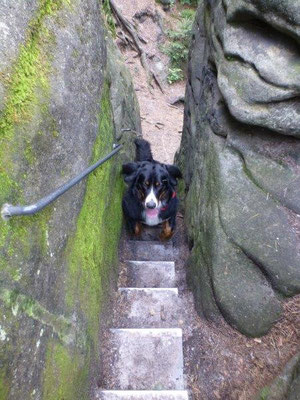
96;2;192;397
96;2;300;399
96;234;189;399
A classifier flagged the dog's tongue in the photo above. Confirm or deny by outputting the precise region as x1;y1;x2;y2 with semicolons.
146;208;159;218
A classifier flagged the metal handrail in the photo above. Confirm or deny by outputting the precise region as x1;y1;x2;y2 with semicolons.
1;143;122;221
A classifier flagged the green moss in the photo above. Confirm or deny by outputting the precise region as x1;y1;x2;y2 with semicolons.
24;139;37;165
102;0;116;37
0;173;18;206
258;387;271;400
0;0;71;276
0;0;69;138
43;77;124;400
164;9;195;83
11;268;22;282
72;49;80;59
43;341;88;400
0;0;71;271
0;286;83;346
66;79;123;346
0;206;52;279
0;5;126;398
0;368;9;400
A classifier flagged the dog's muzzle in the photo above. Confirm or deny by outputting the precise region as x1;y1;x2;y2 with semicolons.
146;200;156;209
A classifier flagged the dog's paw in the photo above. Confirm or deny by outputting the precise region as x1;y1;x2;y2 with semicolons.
134;222;142;237
159;220;174;241
159;231;174;241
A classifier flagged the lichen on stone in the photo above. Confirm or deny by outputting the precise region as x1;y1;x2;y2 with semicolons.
65;79;124;346
43;341;88;400
0;0;69;273
0;1;140;398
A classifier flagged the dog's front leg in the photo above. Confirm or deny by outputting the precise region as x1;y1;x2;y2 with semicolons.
159;220;174;241
125;217;142;237
134;221;142;237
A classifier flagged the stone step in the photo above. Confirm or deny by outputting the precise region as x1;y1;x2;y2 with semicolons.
136;225;162;242
126;261;176;288
96;390;189;399
108;328;184;390
117;288;180;328
128;241;174;261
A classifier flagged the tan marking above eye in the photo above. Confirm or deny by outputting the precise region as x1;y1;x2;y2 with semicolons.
155;182;160;187
145;181;150;186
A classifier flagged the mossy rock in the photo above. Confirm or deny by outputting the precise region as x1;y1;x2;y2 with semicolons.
0;0;140;398
256;352;300;400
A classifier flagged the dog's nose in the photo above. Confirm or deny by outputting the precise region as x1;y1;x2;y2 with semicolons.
146;201;156;209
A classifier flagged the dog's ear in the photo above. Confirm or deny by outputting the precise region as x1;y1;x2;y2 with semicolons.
122;162;139;183
166;165;182;186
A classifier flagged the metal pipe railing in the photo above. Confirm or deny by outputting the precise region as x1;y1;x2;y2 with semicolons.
1;143;122;221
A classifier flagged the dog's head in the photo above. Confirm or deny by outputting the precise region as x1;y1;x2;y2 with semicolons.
122;161;182;214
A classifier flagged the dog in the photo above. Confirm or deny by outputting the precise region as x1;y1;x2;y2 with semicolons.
122;139;182;240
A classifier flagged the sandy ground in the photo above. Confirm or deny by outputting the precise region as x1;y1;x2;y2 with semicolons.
114;0;185;164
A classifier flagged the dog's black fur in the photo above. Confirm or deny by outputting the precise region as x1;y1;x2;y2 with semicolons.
122;139;182;239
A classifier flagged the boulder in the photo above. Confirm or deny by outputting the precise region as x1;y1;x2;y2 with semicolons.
177;0;300;336
257;352;300;399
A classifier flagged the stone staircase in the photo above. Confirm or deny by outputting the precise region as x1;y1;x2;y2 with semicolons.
95;240;189;400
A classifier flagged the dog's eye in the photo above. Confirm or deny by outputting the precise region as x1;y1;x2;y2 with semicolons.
162;179;168;184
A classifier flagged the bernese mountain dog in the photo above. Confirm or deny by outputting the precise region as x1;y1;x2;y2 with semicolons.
122;139;182;240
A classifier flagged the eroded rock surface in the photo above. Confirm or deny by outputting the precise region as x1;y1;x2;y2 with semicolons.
257;352;300;399
0;1;140;399
177;0;300;337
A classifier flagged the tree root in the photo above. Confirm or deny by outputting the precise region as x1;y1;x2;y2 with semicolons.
109;0;164;93
133;7;165;37
169;95;185;105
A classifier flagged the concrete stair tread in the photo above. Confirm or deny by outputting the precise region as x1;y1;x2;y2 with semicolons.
117;288;180;328
126;261;176;288
96;390;189;399
109;328;184;390
128;241;174;261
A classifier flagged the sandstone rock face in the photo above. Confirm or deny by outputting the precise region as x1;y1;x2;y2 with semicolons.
257;352;300;399
177;0;300;337
0;1;140;399
0;0;39;110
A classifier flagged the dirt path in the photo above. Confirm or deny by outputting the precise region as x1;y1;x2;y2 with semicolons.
114;0;185;164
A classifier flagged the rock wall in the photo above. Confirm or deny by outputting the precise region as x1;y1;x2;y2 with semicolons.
258;352;300;400
177;0;300;337
0;1;140;399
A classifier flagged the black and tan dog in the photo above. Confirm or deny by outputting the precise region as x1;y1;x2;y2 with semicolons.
122;139;182;240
